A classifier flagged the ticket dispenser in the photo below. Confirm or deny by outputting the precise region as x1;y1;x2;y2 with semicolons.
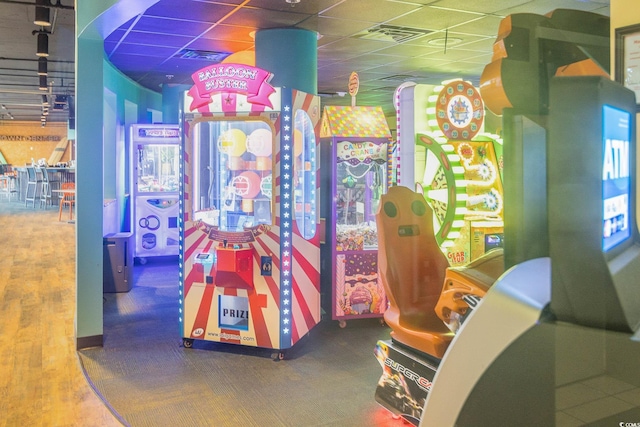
179;63;322;359
214;244;254;290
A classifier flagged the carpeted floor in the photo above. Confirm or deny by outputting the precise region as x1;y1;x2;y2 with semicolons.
79;257;403;427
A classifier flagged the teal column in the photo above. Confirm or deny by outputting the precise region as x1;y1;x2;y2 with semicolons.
75;34;105;349
255;28;317;95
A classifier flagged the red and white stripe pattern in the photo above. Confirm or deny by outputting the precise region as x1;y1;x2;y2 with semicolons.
179;88;321;351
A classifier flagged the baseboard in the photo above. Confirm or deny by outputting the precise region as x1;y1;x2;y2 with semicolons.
76;334;103;350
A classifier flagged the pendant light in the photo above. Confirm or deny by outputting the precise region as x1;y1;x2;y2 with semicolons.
37;33;49;57
39;75;48;91
34;2;51;27
38;57;48;75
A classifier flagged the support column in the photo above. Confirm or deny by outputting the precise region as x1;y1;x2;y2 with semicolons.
255;28;317;94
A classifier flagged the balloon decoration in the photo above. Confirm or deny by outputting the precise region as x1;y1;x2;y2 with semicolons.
232;171;262;199
293;129;303;158
246;128;273;157
219;128;247;157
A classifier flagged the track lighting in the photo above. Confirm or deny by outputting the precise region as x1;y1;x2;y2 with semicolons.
38;57;48;75
37;33;49;57
39;75;48;91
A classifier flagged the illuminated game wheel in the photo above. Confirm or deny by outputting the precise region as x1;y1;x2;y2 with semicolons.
432;80;484;140
416;134;466;247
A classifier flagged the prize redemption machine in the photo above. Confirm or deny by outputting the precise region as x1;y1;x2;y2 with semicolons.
394;80;504;267
130;124;180;263
179;63;322;359
320;106;391;327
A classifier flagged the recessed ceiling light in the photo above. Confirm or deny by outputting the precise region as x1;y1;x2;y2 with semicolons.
285;0;301;3
428;37;463;47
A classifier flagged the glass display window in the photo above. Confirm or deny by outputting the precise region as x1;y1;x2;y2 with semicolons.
135;143;180;192
335;141;387;251
191;119;274;231
293;110;317;239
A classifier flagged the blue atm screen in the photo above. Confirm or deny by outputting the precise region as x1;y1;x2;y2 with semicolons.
602;105;631;252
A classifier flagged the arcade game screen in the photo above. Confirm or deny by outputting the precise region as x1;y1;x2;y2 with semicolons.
602;105;631;252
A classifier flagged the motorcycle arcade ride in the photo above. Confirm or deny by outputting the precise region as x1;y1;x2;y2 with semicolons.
373;186;504;424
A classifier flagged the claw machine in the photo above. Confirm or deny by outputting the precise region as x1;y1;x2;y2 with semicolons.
320;105;391;327
131;124;180;262
180;63;321;358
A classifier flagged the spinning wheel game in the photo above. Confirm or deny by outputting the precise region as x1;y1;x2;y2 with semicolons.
396;80;504;266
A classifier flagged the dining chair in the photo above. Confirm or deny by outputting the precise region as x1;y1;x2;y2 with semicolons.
25;166;42;208
40;167;52;208
58;181;75;221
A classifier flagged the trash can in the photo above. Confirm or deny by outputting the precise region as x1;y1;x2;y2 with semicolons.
103;232;133;292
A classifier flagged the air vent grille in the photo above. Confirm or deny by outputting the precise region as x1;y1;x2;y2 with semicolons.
176;49;230;61
359;25;432;43
378;75;415;82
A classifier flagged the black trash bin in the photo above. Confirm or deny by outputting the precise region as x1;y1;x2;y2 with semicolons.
103;232;133;292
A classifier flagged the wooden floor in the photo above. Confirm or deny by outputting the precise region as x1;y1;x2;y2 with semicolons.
0;200;122;427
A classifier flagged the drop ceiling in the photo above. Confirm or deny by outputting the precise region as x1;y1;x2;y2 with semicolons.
0;0;610;124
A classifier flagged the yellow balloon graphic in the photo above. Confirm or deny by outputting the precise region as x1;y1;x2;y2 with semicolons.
219;128;247;157
293;129;303;158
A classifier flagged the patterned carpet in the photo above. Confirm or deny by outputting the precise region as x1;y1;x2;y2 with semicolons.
79;257;403;427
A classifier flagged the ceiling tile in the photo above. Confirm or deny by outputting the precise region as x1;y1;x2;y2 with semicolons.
387;6;485;30
223;7;311;27
320;0;422;23
122;32;196;48
496;0;609;16
144;0;236;22
134;16;214;36
201;24;256;43
247;0;344;14
430;0;531;14
297;16;378;37
448;15;504;36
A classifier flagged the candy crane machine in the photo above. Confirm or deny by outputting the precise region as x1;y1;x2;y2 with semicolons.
179;63;321;359
320;105;391;327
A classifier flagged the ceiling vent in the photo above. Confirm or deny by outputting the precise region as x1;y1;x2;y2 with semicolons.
369;86;401;92
378;74;415;82
359;25;432;43
176;49;230;62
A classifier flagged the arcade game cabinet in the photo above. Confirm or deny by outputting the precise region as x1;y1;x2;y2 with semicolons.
179;63;322;359
130;124;180;263
373;186;504;423
320;105;391;327
394;80;504;267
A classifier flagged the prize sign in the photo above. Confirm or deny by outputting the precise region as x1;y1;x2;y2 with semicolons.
188;63;276;110
348;71;359;97
337;140;387;165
